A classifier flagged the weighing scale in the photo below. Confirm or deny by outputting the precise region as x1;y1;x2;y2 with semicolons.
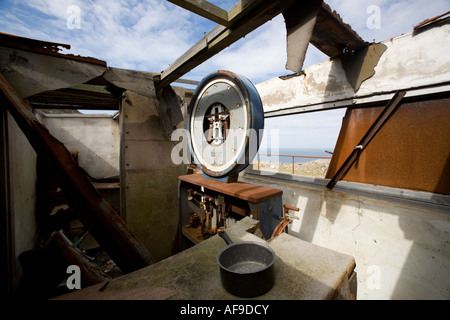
178;71;291;246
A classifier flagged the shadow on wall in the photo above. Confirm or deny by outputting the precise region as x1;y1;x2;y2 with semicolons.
41;118;120;180
284;183;450;299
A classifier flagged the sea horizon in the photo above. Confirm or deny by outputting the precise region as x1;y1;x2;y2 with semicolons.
256;147;333;164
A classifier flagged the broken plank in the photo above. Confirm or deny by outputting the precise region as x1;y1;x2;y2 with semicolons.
283;0;323;73
52;231;111;287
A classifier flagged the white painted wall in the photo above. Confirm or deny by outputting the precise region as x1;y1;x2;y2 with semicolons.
37;112;120;180
241;172;450;299
246;19;450;300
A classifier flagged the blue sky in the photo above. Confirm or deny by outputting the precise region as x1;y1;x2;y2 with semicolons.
1;0;449;149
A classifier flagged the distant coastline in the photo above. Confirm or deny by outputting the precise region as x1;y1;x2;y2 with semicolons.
252;158;331;177
256;147;333;164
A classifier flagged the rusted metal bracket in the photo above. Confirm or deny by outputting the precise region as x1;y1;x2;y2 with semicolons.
0;73;153;273
271;204;300;238
326;90;407;189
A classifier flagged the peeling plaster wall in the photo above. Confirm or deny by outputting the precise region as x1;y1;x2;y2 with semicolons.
256;23;450;115
241;173;450;299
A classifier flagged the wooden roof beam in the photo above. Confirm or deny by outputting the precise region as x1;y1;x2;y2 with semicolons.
167;0;229;26
155;0;299;91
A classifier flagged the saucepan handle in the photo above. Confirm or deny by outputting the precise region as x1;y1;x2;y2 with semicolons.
218;230;233;245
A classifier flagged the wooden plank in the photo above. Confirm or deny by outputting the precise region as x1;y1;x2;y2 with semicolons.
310;3;368;57
167;0;229;26
227;0;267;25
178;173;282;203
156;0;298;91
156;24;226;88
28;87;121;110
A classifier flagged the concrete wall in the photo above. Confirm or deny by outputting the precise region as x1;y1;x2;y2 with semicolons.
6;112;37;290
121;90;187;262
244;18;450;300
37;112;120;180
241;172;450;299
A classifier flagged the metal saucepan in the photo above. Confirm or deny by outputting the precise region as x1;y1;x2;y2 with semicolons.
217;230;276;298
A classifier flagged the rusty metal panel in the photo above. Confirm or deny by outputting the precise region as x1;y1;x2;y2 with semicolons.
326;91;406;189
326;95;450;195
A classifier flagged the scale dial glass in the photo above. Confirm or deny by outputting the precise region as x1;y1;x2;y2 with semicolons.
190;78;247;174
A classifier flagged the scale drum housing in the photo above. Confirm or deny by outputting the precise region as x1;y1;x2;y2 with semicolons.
187;70;264;182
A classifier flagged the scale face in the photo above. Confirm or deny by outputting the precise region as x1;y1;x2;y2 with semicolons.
188;71;264;181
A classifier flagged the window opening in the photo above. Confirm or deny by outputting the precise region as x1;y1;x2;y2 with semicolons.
253;108;345;178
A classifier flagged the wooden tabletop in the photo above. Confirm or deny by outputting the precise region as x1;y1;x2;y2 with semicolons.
178;174;283;203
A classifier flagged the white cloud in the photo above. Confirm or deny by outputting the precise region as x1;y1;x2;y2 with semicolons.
327;0;450;42
0;0;207;72
207;15;287;81
262;109;346;149
23;0;76;20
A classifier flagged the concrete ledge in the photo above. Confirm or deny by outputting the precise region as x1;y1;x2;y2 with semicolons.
244;169;450;214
